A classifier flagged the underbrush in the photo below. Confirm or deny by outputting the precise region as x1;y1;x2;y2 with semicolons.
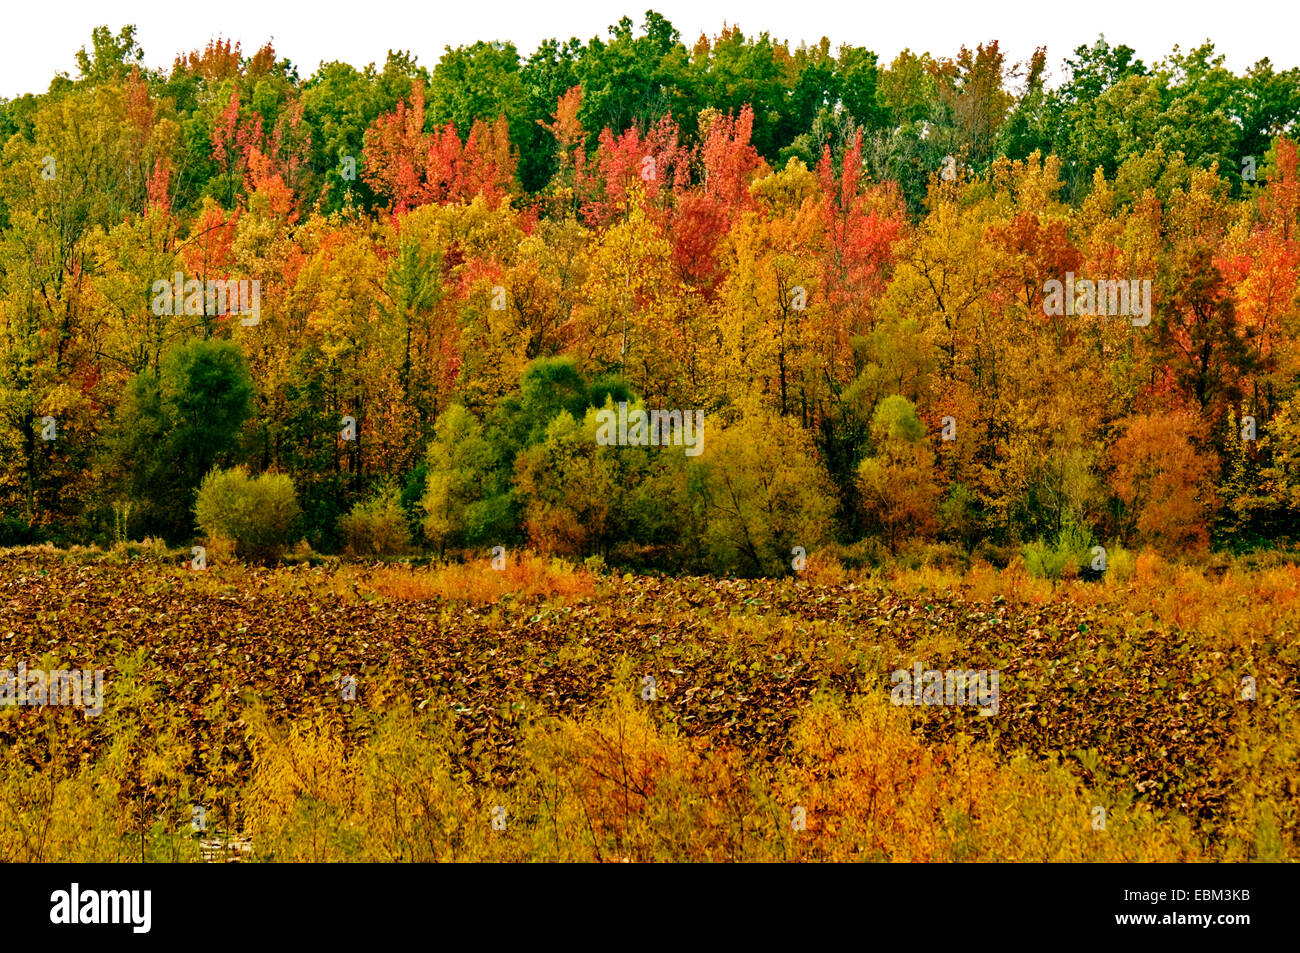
4;678;1243;862
360;553;598;604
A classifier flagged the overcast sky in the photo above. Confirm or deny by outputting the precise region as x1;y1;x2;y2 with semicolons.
2;0;1296;99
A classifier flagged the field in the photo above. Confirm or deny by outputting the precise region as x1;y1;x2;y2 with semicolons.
2;546;1296;862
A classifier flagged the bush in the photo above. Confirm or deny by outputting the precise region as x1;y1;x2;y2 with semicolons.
1104;543;1137;583
855;396;940;552
104;537;176;566
339;482;412;558
825;538;889;571
513;410;620;557
695;408;837;576
195;467;301;563
1022;540;1071;580
971;539;1016;568
803;551;847;586
198;534;237;568
938;483;982;550
0;514;41;547
895;540;969;573
366;552;595;604
1022;516;1095;580
283;539;332;567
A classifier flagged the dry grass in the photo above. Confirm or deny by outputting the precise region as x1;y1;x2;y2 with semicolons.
365;552;598;604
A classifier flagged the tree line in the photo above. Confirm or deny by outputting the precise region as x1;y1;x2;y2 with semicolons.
1;17;1298;573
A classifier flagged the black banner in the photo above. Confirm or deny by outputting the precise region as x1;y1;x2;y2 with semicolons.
3;862;1290;942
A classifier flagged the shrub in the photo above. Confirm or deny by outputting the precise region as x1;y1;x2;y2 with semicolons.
0;514;41;547
195;467;301;563
695;408;836;576
896;540;969;573
967;540;1004;568
513;410;620;557
283;539;331;567
1022;516;1096;580
1104;543;1137;583
803;551;847;586
1022;540;1070;580
199;533;237;567
825;538;889;571
105;536;176;566
776;693;1199;861
938;483;982;549
339;482;411;558
239;683;1204;862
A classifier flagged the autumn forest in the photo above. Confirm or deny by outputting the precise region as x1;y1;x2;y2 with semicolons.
1;14;1299;869
1;17;1298;572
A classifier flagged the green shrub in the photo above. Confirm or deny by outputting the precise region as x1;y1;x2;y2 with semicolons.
195;467;301;563
0;514;41;547
1105;544;1137;583
1022;540;1071;579
420;404;515;553
1022;515;1096;580
339;482;411;558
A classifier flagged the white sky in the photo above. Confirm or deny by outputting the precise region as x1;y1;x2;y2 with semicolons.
1;0;1297;99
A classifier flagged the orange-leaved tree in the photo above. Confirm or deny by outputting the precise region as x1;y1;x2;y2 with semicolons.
1109;410;1218;552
